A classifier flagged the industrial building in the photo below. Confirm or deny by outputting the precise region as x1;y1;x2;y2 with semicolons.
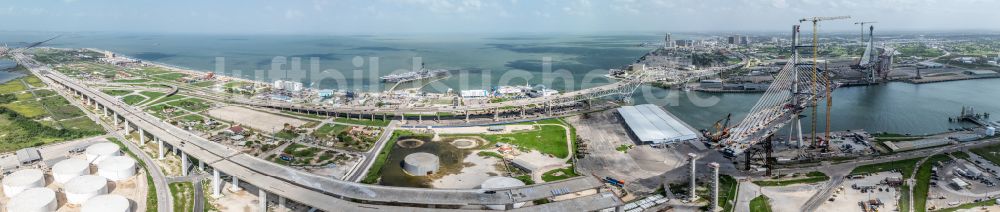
273;80;304;92
617;104;700;144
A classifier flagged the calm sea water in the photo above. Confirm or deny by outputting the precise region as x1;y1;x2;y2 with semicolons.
2;32;996;135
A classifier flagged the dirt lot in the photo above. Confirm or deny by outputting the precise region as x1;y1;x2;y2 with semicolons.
567;111;689;194
207;106;308;131
816;172;901;212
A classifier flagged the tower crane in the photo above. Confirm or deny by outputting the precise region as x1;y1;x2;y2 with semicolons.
854;21;877;44
800;15;850;148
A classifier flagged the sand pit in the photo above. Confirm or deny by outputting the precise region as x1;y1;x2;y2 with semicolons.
397;139;426;148
449;138;482;149
207;106;308;131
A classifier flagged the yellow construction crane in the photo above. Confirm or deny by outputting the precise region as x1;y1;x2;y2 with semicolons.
800;15;850;148
854;21;878;43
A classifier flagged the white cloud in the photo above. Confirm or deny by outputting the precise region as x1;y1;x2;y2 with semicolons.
285;9;304;20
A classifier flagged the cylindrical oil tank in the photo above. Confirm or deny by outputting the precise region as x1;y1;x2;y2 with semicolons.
86;142;121;164
2;169;45;197
65;175;109;204
97;156;137;181
82;194;131;212
53;158;91;183
5;188;57;212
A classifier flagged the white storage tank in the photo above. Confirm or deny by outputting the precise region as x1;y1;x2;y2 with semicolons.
402;152;440;176
82;194;131;212
480;177;527;210
98;156;137;181
53;158;91;183
2;169;45;197
65;175;109;204
986;126;996;136
5;187;57;212
86;142;121;164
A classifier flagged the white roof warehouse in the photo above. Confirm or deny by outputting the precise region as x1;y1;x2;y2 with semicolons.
618;104;700;144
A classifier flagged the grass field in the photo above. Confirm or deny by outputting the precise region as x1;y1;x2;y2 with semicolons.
850;157;922;178
39;96;86;120
61;116;105;132
111;78;151;83
753;171;830;186
3;100;46;118
0;78;27;94
480;125;570;158
169;182;195;212
154;73;188;81
749;195;773;212
899;183;910;212
312;123;349;138
148;94;186;105
166;98;211;112
139;91;165;103
122;95;147;105
541;166;579;182
333;117;390;127
102;89;133;96
936;198;998;212
915;155;952;212
719;175;738;212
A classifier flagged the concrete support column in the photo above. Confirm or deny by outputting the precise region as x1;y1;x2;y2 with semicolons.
139;128;146;145
157;138;165;160
103;106;109;117
278;196;287;212
212;169;222;197
418;115;422;123
258;189;268;212
688;153;698;201
493;109;499;121
709;162;720;211
199;160;205;172
114;114;119;126
230;177;242;192
464;111;470;123
125;121;131;134
181;151;189;176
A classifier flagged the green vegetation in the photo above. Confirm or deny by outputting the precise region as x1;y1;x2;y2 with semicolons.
39;96;86;120
719;175;739;212
139;91;165;102
850;157;922;178
915;155;952;212
312;123;349;138
0;77;27;94
283;143;321;158
170;182;195;212
936;199;998;212
514;175;535;185
541;166;579;182
121;95;147;105
333;117;390;127
895;44;945;58
166;98;211;112
178;114;204;122
190;81;216;87
970;143;1000;166
615;144;633;153
480;125;570;158
753;171;830;186
274;129;299;140
61;116;105;132
3;100;46;118
0;106;103;152
899;183;910;212
749;195;773;212
102;89;133;96
951;151;971;160
112;78;151;83
148;94;186;105
154;73;188;81
362;131;419;184
477;151;503;159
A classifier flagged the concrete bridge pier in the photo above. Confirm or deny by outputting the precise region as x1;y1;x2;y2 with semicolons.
464;111;470;123
199;160;205;172
493;108;499;121
212;168;223;197
418;114;422;123
181;151;189;176
139;128;146;145
230;177;242;192
157;138;165;159
278;196;287;212
258;189;268;212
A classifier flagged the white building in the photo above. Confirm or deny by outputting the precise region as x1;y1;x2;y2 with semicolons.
273;80;304;92
618;104;700;144
460;90;488;98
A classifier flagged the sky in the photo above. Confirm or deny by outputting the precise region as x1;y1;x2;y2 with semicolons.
2;0;999;34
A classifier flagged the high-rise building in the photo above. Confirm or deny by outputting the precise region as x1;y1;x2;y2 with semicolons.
727;36;737;45
741;36;751;45
664;33;674;49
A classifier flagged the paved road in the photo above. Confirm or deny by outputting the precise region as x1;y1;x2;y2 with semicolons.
35;69;172;212
344;120;399;182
